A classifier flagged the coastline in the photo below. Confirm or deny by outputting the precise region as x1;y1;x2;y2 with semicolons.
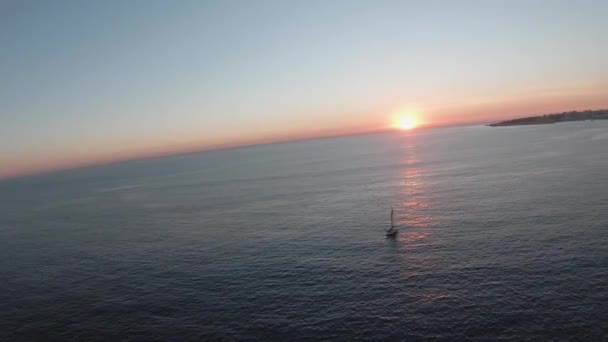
489;109;608;127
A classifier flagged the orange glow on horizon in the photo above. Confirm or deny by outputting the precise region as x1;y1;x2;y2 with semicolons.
0;122;380;180
5;88;607;180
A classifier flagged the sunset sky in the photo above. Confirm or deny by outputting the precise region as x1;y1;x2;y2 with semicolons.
2;0;607;178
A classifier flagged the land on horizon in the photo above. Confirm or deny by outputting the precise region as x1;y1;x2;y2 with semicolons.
489;109;608;127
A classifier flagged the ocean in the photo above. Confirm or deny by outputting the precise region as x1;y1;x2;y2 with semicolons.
1;122;607;341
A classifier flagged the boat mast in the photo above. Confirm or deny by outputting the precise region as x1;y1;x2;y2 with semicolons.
391;207;394;228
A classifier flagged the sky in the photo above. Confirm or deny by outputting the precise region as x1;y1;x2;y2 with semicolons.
1;0;607;178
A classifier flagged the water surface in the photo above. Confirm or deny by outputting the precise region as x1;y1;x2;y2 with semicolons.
1;123;607;340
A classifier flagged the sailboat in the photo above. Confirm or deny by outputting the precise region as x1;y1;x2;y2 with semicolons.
386;207;398;237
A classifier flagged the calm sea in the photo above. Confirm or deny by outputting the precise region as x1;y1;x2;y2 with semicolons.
1;122;608;341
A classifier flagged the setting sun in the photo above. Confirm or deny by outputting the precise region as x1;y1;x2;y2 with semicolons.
391;108;421;130
398;116;417;130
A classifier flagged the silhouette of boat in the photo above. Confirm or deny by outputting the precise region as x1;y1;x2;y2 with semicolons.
386;207;398;237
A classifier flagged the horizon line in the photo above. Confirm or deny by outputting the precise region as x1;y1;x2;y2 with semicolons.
4;107;602;182
0;127;390;182
0;121;480;182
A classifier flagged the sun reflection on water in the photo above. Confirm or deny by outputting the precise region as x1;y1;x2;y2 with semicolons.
394;142;448;303
396;150;433;245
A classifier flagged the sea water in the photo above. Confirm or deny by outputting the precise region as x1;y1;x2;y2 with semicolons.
1;122;607;340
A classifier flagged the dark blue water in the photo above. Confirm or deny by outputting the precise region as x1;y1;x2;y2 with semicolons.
1;123;608;340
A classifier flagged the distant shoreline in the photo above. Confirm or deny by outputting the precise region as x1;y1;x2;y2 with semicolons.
488;109;608;127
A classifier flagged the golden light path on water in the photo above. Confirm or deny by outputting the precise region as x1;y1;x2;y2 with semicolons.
396;146;432;244
394;136;449;304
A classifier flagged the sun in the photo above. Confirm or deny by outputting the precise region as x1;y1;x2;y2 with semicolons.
391;108;420;130
397;116;417;130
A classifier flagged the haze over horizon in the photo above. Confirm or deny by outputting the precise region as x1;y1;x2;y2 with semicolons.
2;0;607;178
